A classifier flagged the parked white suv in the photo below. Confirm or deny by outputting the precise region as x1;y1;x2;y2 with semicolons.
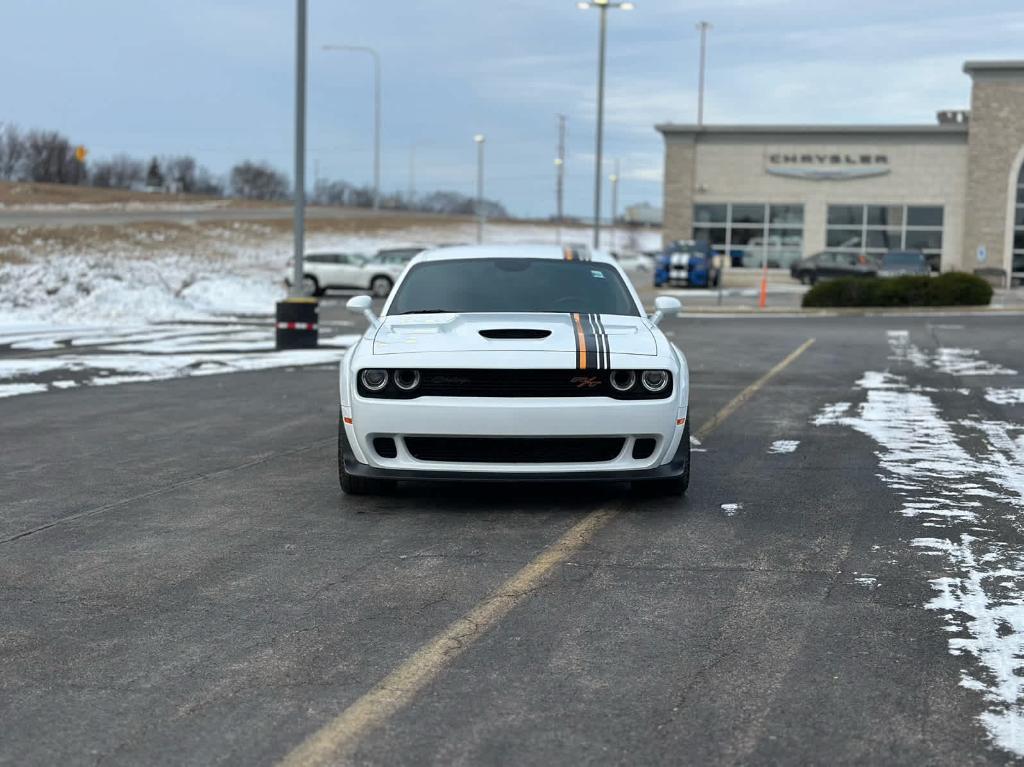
284;247;424;297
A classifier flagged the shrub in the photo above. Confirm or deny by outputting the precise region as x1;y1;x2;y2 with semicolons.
802;272;992;308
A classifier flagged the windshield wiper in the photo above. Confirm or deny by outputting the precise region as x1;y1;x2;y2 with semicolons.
396;309;455;315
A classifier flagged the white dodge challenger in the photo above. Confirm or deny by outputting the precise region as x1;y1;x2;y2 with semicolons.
337;244;689;495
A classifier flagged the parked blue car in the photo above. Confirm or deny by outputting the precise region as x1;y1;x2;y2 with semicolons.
654;240;721;288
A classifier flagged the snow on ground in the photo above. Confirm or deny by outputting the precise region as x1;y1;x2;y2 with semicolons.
814;329;1024;756
768;440;800;454
0;221;657;325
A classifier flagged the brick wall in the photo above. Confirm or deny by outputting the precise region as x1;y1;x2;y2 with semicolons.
662;134;695;245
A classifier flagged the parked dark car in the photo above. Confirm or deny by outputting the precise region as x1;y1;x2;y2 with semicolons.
790;251;877;284
878;250;930;277
654;240;721;288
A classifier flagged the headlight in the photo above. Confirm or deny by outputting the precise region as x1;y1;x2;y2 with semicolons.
360;368;388;391
641;370;670;393
394;369;421;391
609;370;636;392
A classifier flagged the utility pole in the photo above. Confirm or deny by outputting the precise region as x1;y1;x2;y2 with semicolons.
555;114;566;244
696;21;711;127
291;0;307;297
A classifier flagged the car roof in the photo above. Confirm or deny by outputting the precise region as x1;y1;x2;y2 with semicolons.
408;244;617;266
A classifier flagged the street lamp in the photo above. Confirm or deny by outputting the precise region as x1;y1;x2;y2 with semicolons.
322;44;382;210
609;163;619;252
577;0;634;250
474;134;486;244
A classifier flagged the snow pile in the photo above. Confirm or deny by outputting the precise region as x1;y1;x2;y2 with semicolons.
0;221;659;326
0;253;284;323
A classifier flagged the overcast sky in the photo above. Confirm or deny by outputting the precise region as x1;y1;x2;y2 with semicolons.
4;1;1023;217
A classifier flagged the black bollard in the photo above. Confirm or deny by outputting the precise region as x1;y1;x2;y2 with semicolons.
275;298;319;350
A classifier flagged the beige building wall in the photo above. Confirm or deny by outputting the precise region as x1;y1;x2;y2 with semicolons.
962;63;1024;278
660;129;968;269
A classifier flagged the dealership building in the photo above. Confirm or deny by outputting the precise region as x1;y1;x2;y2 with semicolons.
657;60;1024;282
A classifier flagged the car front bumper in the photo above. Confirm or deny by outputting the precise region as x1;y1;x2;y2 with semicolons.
343;395;687;477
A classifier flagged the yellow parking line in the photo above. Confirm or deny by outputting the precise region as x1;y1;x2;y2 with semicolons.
696;337;816;442
278;337;816;767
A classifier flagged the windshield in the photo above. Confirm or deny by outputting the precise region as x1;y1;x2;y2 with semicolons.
883;252;925;266
387;258;639;316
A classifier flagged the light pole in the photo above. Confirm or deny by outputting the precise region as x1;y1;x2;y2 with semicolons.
577;0;634;250
474;134;486;244
609;160;619;252
696;21;711;127
555;114;566;244
291;0;307;297
322;44;382;210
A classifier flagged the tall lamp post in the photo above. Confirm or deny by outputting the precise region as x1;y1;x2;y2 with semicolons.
609;160;619;252
322;44;382;210
555;114;566;244
474;134;486;244
291;0;308;297
576;0;634;250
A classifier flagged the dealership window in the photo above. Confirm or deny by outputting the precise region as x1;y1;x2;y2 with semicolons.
826;204;944;271
1015;165;1024;276
693;203;804;268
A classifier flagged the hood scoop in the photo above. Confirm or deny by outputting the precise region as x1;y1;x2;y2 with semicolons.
478;328;552;340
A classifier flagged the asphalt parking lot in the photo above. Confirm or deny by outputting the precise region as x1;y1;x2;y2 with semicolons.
3;311;1024;765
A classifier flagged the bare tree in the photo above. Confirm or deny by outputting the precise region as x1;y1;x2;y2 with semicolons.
90;154;146;189
230;160;289;200
23;130;85;184
145;157;164;189
162;155;196;192
0;125;26;180
192;166;224;196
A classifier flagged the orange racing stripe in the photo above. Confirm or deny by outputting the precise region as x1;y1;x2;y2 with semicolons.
571;312;587;369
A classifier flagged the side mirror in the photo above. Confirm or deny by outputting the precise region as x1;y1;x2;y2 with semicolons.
346;295;380;328
650;295;682;326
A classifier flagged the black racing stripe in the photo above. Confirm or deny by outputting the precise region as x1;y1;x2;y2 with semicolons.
594;313;610;369
586;313;602;370
584;313;599;370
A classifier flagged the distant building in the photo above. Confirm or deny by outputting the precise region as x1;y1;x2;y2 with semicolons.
657;60;1024;282
623;202;663;226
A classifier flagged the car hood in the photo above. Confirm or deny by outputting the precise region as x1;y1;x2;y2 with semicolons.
372;312;658;357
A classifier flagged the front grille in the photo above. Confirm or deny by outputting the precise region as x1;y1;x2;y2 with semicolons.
367;369;672;400
404;437;625;464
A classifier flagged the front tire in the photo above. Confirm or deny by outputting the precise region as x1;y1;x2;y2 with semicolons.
301;275;322;297
635;419;690;496
338;416;395;495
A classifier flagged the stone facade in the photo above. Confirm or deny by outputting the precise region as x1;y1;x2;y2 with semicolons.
962;62;1024;277
662;134;695;243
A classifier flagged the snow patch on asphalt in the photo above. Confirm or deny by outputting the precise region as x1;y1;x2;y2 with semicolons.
0;325;359;398
814;335;1024;755
886;330;1017;377
720;503;743;516
768;440;800;454
986;389;1024;406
